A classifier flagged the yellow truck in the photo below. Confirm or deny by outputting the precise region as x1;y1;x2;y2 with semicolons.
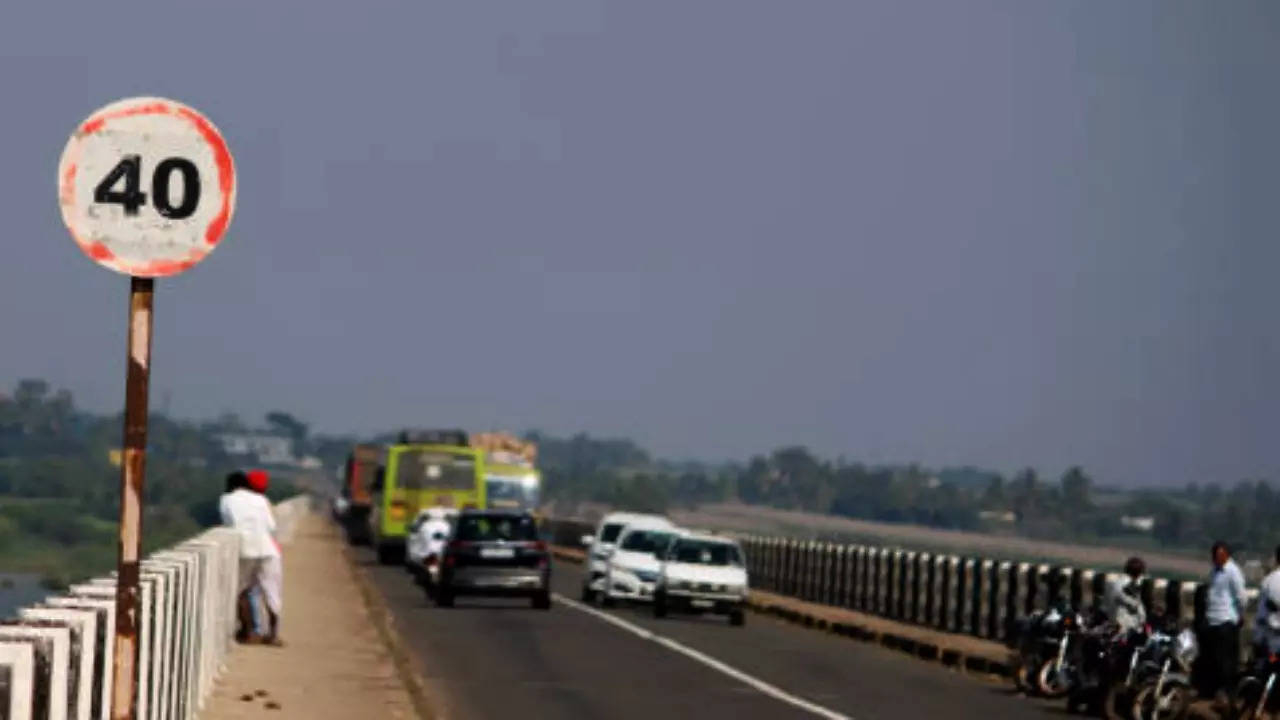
471;432;542;516
369;430;485;564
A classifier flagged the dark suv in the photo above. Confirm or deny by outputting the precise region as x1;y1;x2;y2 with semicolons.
437;510;551;609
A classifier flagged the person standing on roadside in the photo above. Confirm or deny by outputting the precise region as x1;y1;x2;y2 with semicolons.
1201;541;1248;704
1104;556;1147;633
245;469;284;646
219;469;279;644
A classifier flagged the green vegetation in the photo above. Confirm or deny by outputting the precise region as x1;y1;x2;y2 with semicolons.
531;433;1278;561
0;379;301;588
5;375;1274;586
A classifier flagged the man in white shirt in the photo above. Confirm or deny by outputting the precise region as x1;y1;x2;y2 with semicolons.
219;471;280;644
1253;545;1280;659
1104;556;1147;633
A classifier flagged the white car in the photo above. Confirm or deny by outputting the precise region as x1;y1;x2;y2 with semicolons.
407;506;458;586
653;532;749;626
580;512;672;602
602;521;682;606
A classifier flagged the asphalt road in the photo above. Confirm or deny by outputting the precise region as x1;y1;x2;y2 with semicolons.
361;552;1056;720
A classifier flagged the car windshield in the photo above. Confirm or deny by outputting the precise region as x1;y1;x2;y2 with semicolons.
619;530;674;556
668;540;742;566
600;523;625;544
454;514;538;542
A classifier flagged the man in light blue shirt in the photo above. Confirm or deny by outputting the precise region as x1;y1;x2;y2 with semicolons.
1201;541;1248;702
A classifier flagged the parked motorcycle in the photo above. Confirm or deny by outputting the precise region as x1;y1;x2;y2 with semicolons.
1035;606;1088;699
1067;622;1151;719
1130;625;1198;720
1231;651;1280;720
1013;605;1077;696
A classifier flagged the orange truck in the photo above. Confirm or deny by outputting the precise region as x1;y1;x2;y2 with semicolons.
339;443;384;545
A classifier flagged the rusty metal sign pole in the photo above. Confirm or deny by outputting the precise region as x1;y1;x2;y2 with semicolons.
111;276;155;720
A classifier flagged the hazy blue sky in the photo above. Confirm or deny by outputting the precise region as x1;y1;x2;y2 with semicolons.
1;1;1276;486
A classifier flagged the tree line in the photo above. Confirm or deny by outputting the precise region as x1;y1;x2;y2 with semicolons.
531;433;1277;558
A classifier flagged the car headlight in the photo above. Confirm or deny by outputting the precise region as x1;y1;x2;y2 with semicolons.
634;570;659;583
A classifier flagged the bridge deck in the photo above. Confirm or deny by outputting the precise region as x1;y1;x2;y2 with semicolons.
201;513;419;719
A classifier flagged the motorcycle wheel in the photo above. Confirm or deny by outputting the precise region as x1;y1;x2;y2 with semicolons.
1037;659;1073;700
1230;676;1266;720
1132;681;1190;720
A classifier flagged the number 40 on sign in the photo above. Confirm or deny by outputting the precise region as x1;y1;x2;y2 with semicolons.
57;96;236;278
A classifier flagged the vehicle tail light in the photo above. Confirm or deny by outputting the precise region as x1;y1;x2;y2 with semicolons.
425;554;438;567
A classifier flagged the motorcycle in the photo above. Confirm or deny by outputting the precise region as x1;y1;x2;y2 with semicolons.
1068;622;1152;719
1231;651;1280;720
1130;625;1198;720
1035;606;1089;699
1013;605;1076;696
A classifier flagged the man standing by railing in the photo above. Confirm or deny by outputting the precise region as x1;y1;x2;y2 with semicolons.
1201;541;1248;706
247;469;285;646
219;470;281;645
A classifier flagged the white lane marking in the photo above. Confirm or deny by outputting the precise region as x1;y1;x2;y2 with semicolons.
553;594;852;720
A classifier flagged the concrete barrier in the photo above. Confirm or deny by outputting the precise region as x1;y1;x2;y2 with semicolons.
1;495;310;720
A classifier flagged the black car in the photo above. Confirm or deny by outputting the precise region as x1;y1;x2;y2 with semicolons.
437;510;551;609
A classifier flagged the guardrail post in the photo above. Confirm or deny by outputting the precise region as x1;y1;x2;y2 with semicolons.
967;558;984;637
821;543;834;605
918;553;932;626
773;538;784;592
901;551;913;621
958;558;975;635
949;558;962;633
993;561;1012;639
977;559;995;638
828;545;840;607
798;540;810;599
929;555;944;629
890;545;901;614
783;540;796;596
854;546;868;611
871;549;885;616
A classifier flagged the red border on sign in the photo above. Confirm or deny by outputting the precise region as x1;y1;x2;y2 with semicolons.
59;98;236;277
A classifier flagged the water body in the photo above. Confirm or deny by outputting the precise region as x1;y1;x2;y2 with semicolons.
0;573;45;618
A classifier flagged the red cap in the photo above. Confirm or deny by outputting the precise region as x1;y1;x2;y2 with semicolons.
246;469;269;493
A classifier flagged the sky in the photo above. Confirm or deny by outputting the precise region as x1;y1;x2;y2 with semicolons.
0;1;1276;487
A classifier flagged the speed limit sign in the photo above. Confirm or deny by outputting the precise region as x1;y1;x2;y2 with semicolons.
57;97;236;277
55;96;238;720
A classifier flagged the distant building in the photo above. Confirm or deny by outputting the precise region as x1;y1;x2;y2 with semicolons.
1120;515;1156;533
218;433;295;466
979;510;1016;524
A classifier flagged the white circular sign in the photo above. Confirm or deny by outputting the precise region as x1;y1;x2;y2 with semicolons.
57;97;236;277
